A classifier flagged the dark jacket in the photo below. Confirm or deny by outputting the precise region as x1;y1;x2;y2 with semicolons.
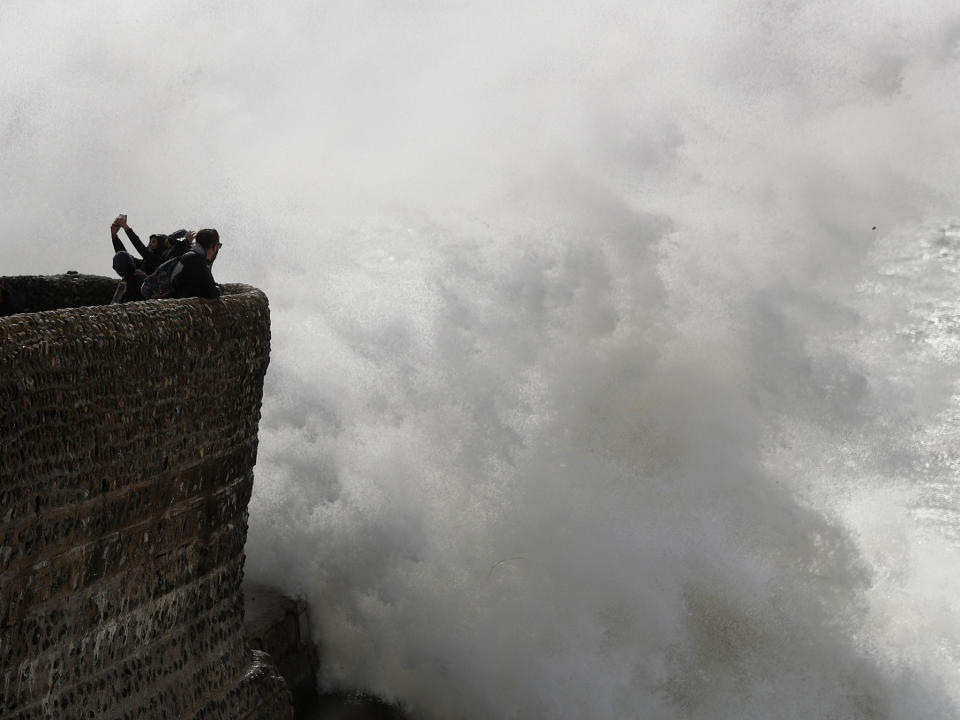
171;244;220;299
151;229;189;263
111;252;147;303
161;237;192;262
115;271;147;303
111;227;164;274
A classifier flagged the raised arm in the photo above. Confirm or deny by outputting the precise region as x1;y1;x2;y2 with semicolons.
110;216;126;254
119;215;149;258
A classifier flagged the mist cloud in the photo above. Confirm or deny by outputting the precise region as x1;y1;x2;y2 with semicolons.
4;1;960;718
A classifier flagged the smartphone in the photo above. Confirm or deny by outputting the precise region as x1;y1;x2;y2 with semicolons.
119;214;127;222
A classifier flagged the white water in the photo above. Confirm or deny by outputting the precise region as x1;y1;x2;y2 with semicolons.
3;2;960;717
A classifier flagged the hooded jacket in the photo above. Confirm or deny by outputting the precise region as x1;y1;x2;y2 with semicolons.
171;243;220;299
111;251;147;303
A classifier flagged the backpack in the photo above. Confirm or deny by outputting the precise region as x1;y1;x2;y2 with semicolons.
141;256;182;300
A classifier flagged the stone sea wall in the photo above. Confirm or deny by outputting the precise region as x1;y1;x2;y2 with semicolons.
243;583;319;716
0;274;292;720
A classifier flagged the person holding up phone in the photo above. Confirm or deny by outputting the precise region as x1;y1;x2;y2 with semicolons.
110;214;169;274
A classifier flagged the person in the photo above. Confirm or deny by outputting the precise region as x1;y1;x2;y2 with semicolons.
110;251;147;303
162;229;196;261
110;215;168;274
171;228;221;299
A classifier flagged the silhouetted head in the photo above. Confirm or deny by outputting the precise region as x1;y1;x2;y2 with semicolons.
148;234;168;252
195;228;221;261
112;251;138;278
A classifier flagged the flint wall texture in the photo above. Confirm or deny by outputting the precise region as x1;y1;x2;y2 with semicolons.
0;274;292;720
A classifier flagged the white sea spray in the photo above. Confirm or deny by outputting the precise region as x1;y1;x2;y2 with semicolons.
3;2;960;718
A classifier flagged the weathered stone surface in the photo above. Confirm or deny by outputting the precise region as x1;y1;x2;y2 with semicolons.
0;275;292;720
244;582;320;716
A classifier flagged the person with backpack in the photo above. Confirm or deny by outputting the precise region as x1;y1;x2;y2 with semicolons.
170;228;221;299
110;215;169;274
